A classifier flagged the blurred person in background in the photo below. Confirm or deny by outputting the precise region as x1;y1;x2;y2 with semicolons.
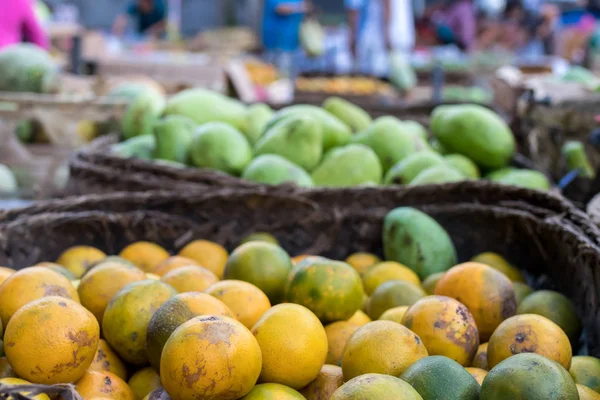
261;0;311;75
426;0;477;51
346;0;415;75
112;0;167;38
0;0;49;49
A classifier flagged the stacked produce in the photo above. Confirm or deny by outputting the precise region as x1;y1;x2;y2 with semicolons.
0;207;590;400
115;89;551;191
0;44;58;93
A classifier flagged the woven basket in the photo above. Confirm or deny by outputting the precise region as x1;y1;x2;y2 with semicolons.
1;183;599;356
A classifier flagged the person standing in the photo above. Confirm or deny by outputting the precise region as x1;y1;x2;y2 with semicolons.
346;0;415;75
430;0;476;51
112;0;167;38
0;0;49;50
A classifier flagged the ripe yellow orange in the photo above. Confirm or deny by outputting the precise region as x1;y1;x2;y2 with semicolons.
160;265;218;293
402;295;479;366
252;303;328;389
0;378;50;400
471;252;524;282
153;256;198;277
325;321;361;366
487;314;572;370
75;370;135;400
347;310;371;326
378;306;409;324
88;339;127;381
240;383;305;399
0;267;15;285
4;296;99;384
160;315;261;400
344;252;381;275
205;280;271;329
362;262;421;295
341;320;428;381
178;240;228;278
0;266;79;326
577;384;600;400
471;343;489;370
77;262;146;323
466;367;487;385
422;272;444;295
128;367;162;400
56;246;106;278
35;262;76;280
435;262;516;341
119;242;170;273
331;373;423;399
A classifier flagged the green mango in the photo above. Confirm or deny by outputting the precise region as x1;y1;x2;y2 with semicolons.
121;88;166;139
254;115;323;171
487;168;550;191
430;138;449;155
152;115;196;163
384;152;445;185
323;96;372;133
0;43;56;93
311;144;382;187
402;120;429;142
444;154;481;179
189;122;252;175
163;88;248;132
401;356;480;400
245;103;274;145
242;154;313;187
389;51;417;92
267;105;351;151
562;141;595;178
107;83;150;103
354;116;430;173
383;207;457;279
0;164;18;194
112;135;156;159
409;165;465;185
431;104;515;169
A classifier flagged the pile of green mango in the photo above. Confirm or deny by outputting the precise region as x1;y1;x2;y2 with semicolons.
113;88;551;191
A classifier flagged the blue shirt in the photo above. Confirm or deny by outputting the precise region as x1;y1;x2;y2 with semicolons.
127;0;166;34
262;0;304;51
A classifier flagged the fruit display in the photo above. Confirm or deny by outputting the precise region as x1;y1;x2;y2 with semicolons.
295;76;398;97
0;44;58;93
244;61;279;87
0;205;590;400
111;88;551;191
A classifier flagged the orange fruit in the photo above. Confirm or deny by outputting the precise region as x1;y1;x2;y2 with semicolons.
128;367;162;400
344;252;381;275
378;305;409;324
0;266;79;327
331;373;422;399
240;383;305;399
471;252;525;282
0;267;15;285
0;378;50;400
88;339;127;381
471;342;489;370
75;370;135;400
146;292;234;371
160;265;218;293
570;356;600;392
367;280;426;320
578;384;600;400
362;261;421;295
466;367;487;385
4;296;99;384
77;261;146;323
487;314;572;370
205;280;271;329
347;310;371;326
119;242;170;273
300;364;344;400
435;262;516;341
252;303;328;389
422;272;444;295
178;240;228;278
291;254;312;265
324;321;361;366
160;315;261;400
153;256;198;277
56;246;106;278
402;295;479;366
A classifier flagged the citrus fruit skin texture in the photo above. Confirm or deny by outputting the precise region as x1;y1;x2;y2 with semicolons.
56;245;107;278
4;296;99;384
422;272;444;295
77;261;146;323
471;342;489;370
345;252;381;275
128;367;162;400
402;295;479;366
75;370;135;400
330;373;424;400
224;241;293;304
517;290;581;343
324;321;361;366
145;292;234;371
347;310;371;326
487;313;572;370
119;242;170;273
160;315;262;400
378;305;409;324
570;356;600;392
0;377;50;400
205;280;271;329
160;265;219;293
578;384;600;399
480;353;579;400
362;261;421;295
435;262;516;341
0;266;80;327
466;367;488;385
471;252;525;282
512;282;534;306
367;280;426;320
88;339;127;380
300;364;344;400
285;258;364;323
240;383;305;399
178;240;229;278
341;320;428;381
252;303;328;390
102;280;176;365
153;256;199;277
